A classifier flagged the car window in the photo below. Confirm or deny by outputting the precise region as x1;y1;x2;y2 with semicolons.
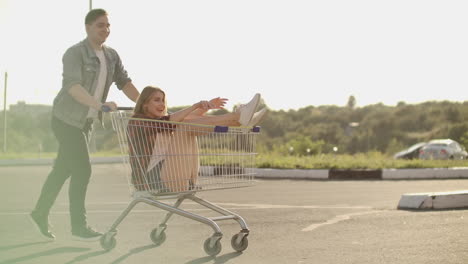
452;142;461;151
408;143;424;152
428;143;446;147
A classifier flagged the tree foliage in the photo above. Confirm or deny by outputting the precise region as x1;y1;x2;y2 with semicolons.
2;100;467;156
258;100;468;155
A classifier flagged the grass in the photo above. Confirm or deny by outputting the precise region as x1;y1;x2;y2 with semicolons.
256;152;468;169
1;151;467;169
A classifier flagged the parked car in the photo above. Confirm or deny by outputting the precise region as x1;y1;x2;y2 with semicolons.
418;139;468;160
393;142;427;159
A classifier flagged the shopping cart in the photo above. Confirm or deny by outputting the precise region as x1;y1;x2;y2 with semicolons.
100;108;260;256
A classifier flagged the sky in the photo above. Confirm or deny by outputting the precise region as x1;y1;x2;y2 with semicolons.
0;0;467;111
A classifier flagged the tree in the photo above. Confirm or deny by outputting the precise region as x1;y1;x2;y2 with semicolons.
347;95;356;110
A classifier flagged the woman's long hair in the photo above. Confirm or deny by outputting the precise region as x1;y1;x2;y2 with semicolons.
133;86;168;116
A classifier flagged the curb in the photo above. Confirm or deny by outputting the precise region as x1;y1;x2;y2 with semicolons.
254;168;468;180
329;169;382;180
1;157;468;180
398;190;468;210
0;157;123;167
253;168;329;180
382;168;468;180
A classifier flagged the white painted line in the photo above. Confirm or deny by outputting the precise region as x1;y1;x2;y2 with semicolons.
60;201;372;210
302;211;382;232
214;202;372;210
0;208;244;216
1;203;372;216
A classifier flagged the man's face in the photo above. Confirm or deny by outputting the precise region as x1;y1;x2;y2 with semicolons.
86;15;110;45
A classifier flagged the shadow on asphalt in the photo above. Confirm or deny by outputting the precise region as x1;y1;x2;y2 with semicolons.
63;249;109;264
0;241;53;252
185;252;242;264
110;244;159;264
0;246;90;264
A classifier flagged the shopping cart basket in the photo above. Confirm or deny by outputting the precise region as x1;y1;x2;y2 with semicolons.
100;109;260;256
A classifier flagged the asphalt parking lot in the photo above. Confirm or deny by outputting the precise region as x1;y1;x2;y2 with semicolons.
1;164;468;264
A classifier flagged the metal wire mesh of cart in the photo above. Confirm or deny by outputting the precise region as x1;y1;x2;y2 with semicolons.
110;110;260;196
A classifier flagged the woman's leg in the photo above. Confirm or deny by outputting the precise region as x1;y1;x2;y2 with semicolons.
160;111;244;192
160;131;199;192
183;112;240;127
187;136;200;187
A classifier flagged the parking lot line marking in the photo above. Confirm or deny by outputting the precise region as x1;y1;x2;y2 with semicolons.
0;203;374;217
213;202;372;210
60;201;373;210
302;210;383;232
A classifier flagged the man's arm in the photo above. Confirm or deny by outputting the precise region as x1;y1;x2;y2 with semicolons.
68;84;102;110
68;84;117;111
122;82;139;102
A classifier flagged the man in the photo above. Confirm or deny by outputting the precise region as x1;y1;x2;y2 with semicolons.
30;8;139;241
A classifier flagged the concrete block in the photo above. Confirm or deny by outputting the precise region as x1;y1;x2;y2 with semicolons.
398;190;468;210
253;168;329;180
383;168;468;180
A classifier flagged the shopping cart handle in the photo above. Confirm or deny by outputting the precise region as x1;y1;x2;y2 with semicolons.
101;105;133;112
101;105;112;112
117;107;134;111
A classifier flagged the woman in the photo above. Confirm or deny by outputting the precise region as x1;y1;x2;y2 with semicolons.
127;86;266;193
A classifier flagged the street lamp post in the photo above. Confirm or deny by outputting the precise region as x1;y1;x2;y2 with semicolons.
3;72;7;153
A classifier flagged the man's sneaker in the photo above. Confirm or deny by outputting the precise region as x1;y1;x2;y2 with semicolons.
29;211;55;240
247;108;268;127
72;226;102;241
238;93;261;126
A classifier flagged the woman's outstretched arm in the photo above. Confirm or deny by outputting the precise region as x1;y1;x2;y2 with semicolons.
185;97;228;120
168;101;210;122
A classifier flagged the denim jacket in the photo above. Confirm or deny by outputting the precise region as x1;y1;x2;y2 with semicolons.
52;38;132;129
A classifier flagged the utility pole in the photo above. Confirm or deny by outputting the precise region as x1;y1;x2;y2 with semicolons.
3;72;7;153
89;0;92;10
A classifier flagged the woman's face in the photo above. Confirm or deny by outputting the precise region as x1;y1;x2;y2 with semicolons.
144;91;166;118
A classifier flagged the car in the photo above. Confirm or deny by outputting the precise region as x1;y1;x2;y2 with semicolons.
393;142;427;160
418;139;468;160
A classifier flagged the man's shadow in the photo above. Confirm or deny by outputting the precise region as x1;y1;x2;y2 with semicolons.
108;244;242;264
63;249;109;264
0;241;53;252
0;244;90;264
185;252;242;264
110;244;159;264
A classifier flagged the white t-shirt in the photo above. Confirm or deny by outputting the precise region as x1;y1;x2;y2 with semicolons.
87;49;108;119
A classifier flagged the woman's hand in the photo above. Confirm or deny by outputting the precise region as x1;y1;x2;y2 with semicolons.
194;100;211;110
208;97;228;109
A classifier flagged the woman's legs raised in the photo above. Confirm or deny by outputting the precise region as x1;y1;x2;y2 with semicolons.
183;112;240;127
160;131;199;192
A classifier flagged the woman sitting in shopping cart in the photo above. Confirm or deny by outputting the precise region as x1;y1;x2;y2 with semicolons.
127;86;266;194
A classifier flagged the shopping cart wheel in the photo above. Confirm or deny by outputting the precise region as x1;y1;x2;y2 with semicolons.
100;233;117;251
150;228;166;246
203;237;222;256
231;233;249;252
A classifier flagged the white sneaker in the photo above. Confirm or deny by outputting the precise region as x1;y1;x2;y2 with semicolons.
238;93;261;126
247;108;267;126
